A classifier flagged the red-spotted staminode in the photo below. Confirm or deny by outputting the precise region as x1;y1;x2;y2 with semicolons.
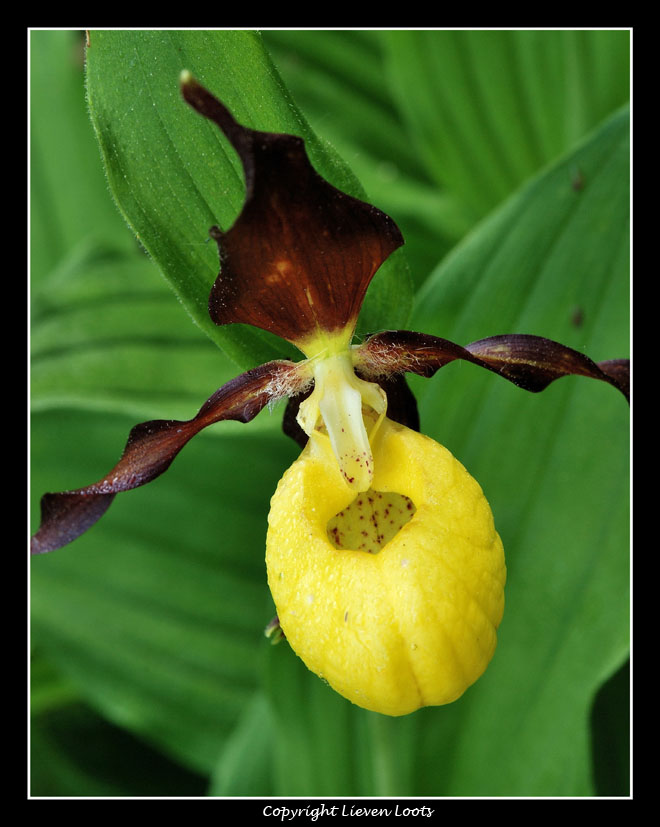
31;73;629;715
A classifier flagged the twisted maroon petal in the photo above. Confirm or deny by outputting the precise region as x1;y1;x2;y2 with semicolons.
355;331;630;402
31;360;305;555
181;73;403;348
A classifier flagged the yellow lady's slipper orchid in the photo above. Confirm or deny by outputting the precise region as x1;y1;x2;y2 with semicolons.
31;75;628;719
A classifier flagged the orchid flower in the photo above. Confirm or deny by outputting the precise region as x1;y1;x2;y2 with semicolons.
31;74;629;716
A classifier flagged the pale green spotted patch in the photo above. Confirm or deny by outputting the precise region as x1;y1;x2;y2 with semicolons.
327;491;416;553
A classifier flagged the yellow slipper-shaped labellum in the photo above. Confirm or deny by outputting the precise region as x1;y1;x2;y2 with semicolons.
266;416;506;716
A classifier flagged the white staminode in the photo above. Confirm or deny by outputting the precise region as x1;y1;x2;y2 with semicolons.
297;351;386;492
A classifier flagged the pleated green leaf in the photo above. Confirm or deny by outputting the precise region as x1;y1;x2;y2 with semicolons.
30;30;135;284
384;30;630;221
208;693;274;796
406;106;630;795
31;409;298;776
31;240;283;434
30;662;207;797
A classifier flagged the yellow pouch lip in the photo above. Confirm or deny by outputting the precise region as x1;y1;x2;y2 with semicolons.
267;417;506;716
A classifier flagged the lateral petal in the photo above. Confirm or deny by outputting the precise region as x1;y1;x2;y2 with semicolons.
355;331;629;402
31;360;306;554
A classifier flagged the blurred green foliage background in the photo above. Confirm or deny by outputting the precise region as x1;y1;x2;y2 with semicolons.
30;29;630;797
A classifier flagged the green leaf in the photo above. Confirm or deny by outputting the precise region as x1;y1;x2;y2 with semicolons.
84;30;412;368
590;659;630;796
265;644;418;797
208;692;274;796
31;409;298;777
30;650;206;799
403;106;629;796
31;683;207;797
263;30;430;185
385;30;630;220
30;30;134;284
31;239;283;433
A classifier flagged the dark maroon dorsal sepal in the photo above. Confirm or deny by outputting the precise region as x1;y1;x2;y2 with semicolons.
181;73;404;351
